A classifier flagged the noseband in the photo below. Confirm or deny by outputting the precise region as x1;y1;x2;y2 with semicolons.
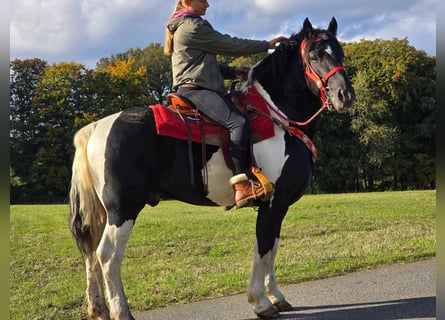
300;34;345;110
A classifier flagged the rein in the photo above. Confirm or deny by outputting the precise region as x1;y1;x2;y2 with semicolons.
266;96;328;127
245;83;318;162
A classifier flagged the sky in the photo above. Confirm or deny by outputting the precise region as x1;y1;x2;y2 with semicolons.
10;0;436;69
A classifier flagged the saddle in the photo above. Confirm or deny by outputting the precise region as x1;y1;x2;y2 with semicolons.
167;88;249;121
159;88;273;198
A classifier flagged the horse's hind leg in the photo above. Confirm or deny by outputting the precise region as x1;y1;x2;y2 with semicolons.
96;220;136;320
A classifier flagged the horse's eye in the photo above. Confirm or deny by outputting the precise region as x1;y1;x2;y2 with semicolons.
309;53;318;62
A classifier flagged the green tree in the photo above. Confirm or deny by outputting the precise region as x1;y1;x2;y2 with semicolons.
31;62;89;202
340;39;435;190
10;58;47;202
312;111;359;193
134;44;173;104
223;53;268;90
348;70;398;191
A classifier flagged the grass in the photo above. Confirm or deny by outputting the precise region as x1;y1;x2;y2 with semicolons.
10;190;436;319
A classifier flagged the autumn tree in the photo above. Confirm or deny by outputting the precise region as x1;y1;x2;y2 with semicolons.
97;43;172;105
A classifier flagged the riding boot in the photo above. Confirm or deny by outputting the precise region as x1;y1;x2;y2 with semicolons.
230;173;266;208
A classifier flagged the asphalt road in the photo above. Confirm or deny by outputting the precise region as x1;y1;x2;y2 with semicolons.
134;259;436;320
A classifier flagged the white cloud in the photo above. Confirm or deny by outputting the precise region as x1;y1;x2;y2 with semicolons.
340;0;436;54
10;0;81;54
80;0;161;41
10;0;436;66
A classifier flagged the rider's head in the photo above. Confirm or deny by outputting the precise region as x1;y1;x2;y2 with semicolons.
164;0;210;55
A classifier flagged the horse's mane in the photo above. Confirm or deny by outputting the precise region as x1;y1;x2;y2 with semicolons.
250;24;338;125
252;25;337;86
250;29;308;115
251;32;303;85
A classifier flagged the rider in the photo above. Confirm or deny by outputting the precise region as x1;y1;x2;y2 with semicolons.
164;0;287;208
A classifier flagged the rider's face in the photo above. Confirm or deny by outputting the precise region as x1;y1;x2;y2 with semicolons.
185;0;209;16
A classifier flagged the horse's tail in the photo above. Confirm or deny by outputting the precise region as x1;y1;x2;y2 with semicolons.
69;122;106;259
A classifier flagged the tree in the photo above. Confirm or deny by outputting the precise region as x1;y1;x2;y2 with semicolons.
96;56;148;111
341;39;435;190
348;70;398;191
97;43;172;105
10;58;47;203
134;44;173;104
222;53;268;90
311;111;359;193
30;62;89;202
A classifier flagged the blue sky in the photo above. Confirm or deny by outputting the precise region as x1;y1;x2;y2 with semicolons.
10;0;436;68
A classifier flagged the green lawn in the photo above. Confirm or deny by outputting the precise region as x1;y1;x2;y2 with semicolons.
10;190;436;319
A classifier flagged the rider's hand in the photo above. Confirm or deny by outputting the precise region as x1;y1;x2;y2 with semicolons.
269;36;288;49
235;66;250;80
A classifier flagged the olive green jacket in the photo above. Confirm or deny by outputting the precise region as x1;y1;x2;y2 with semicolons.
167;16;269;93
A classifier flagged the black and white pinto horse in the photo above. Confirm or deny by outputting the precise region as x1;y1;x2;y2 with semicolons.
69;17;354;320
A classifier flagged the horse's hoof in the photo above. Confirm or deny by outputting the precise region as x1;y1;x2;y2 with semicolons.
257;306;281;319
273;300;293;312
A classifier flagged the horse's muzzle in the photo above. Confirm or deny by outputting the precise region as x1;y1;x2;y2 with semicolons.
328;85;355;112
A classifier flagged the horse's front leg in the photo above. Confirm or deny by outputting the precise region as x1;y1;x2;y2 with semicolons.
96;220;135;320
248;201;293;318
263;239;292;312
248;238;282;318
248;239;292;318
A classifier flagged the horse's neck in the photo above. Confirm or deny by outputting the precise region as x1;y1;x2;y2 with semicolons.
252;77;321;139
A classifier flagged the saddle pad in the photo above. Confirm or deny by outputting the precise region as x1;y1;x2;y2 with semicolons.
149;104;275;145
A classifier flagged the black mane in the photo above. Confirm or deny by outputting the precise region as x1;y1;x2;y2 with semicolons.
250;29;316;124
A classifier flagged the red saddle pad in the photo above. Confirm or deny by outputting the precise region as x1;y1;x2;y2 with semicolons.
149;91;275;145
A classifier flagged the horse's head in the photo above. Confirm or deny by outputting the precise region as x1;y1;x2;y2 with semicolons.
298;17;355;112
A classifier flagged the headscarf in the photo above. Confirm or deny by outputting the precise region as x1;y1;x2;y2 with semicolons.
168;8;202;24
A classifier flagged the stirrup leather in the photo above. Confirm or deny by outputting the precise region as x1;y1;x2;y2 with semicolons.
251;166;274;201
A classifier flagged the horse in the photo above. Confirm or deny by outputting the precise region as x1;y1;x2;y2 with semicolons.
69;17;355;320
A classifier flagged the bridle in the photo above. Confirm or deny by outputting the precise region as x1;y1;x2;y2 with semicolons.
300;33;345;114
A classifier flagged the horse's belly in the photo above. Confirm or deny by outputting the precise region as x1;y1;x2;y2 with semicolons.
205;149;234;206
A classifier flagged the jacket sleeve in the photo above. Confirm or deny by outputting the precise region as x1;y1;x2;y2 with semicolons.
219;64;236;79
189;20;270;56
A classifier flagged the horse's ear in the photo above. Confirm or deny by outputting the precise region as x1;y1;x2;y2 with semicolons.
303;17;313;37
328;17;338;36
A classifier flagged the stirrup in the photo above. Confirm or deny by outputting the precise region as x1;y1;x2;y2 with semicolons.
251;166;274;201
